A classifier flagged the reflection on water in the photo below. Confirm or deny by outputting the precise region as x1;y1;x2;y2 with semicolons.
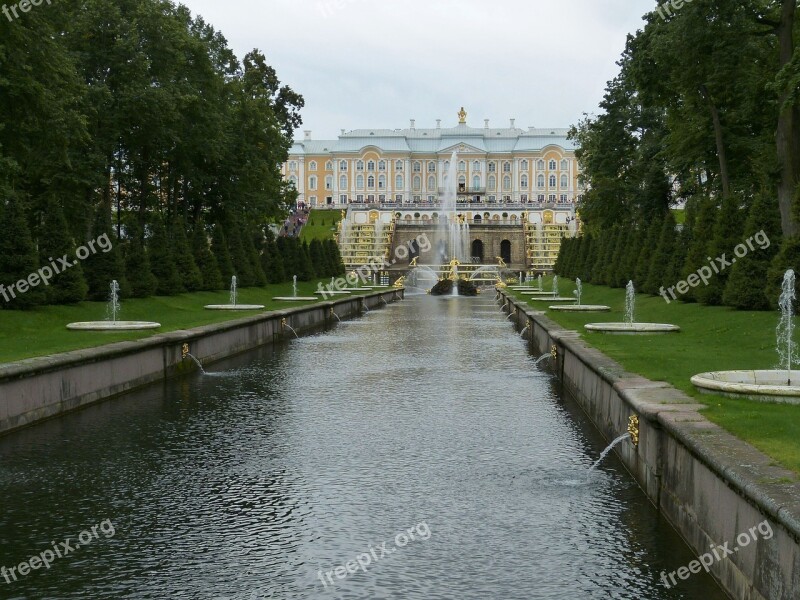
0;297;725;599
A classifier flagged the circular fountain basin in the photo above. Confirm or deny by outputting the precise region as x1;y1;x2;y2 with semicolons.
67;321;161;331
204;304;265;310
314;291;351;296
585;322;680;334
528;297;577;302
550;305;611;312
272;297;318;302
341;288;374;292
691;370;800;403
519;291;556;296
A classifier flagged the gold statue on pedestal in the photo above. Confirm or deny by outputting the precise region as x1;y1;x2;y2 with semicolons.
458;107;467;124
448;259;461;281
496;256;507;269
410;257;419;267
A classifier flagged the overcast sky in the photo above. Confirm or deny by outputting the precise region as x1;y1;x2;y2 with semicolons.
177;0;656;140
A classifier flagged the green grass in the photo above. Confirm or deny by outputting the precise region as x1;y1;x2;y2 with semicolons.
0;279;374;365
508;279;800;474
300;209;343;242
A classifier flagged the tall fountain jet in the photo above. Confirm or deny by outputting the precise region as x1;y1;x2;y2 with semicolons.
438;152;470;269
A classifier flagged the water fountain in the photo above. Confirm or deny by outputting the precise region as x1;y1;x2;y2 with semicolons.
67;280;162;330
692;269;800;402
590;433;631;470
439;151;470;268
550;277;611;312
585;281;679;333
206;276;265;310
274;275;320;301
527;274;576;303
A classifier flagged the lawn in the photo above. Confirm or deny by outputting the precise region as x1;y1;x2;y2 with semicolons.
507;279;800;474
0;279;375;365
299;209;343;242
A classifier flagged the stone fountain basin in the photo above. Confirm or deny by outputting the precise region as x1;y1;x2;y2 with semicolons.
67;321;161;331
314;291;351;296
204;304;265;310
691;370;800;403
273;297;318;302
550;305;611;312
528;297;577;302
585;322;680;334
519;291;557;295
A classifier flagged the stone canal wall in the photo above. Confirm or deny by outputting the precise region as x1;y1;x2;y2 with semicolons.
0;289;403;437
499;290;800;600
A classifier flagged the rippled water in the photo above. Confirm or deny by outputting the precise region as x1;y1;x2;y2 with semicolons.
0;297;726;599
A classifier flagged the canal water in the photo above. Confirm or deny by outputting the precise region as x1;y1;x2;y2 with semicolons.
0;296;727;599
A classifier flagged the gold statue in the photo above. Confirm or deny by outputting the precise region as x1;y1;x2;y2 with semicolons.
496;256;507;269
410;257;419;267
448;258;461;281
458;107;467;124
393;276;406;288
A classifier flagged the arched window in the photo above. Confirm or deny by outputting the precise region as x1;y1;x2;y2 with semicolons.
503;162;512;173
500;240;512;264
444;161;450;172
309;161;317;171
308;176;317;190
503;176;511;190
413;161;422;173
325;161;333;171
396;174;404;189
357;175;365;189
340;160;348;171
473;161;481;172
367;161;375;172
340;175;348;189
325;175;333;190
471;239;484;262
413;175;421;190
458;175;466;186
521;175;529;189
560;174;569;188
367;175;375;188
458;160;466;172
428;162;437;172
488;175;496;191
473;175;480;189
378;160;387;172
537;159;545;170
537;174;545;188
549;160;557;170
427;175;436;190
488;162;496;173
561;159;569;171
395;160;404;171
549;175;557;187
521;160;529;171
378;175;386;189
289;161;298;171
357;160;365;171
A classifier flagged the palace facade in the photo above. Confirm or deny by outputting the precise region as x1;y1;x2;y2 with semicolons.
282;111;583;207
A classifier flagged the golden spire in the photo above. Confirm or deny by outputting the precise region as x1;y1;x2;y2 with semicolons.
458;107;467;124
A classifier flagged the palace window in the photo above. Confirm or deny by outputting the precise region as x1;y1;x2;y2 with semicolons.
396;160;404;171
458;160;466;172
520;159;529;171
488;175;496;191
289;161;298;171
357;194;364;202
368;175;375;188
503;161;512;173
561;174;569;188
340;175;347;189
473;175;480;189
428;162;437;173
538;194;545;202
396;194;403;202
413;175;421;190
325;175;333;190
473;161;481;172
458;175;466;186
560;194;568;203
549;160;557;170
488;162;496;173
340;160;348;171
521;194;528;202
561;159;569;171
537;159;545;170
357;175;365;190
378;160;387;172
549;175;557;187
367;161;375;172
340;194;348;204
503;176;511;190
288;175;298;188
549;194;557;202
521;175;528;189
427;175;436;190
379;175;386;190
413;161;422;173
308;161;317;171
325;161;333;171
396;174;404;188
537;174;545;188
357;160;364;172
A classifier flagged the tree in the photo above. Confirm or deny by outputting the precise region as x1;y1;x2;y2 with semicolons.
171;217;203;292
123;219;157;298
643;212;677;296
192;222;223;291
696;194;745;305
682;196;717;303
148;219;184;296
0;196;44;309
634;213;663;286
211;224;234;285
261;229;286;283
83;201;128;301
39;197;88;304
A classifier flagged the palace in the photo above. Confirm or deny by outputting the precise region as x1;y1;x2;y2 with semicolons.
283;110;581;275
